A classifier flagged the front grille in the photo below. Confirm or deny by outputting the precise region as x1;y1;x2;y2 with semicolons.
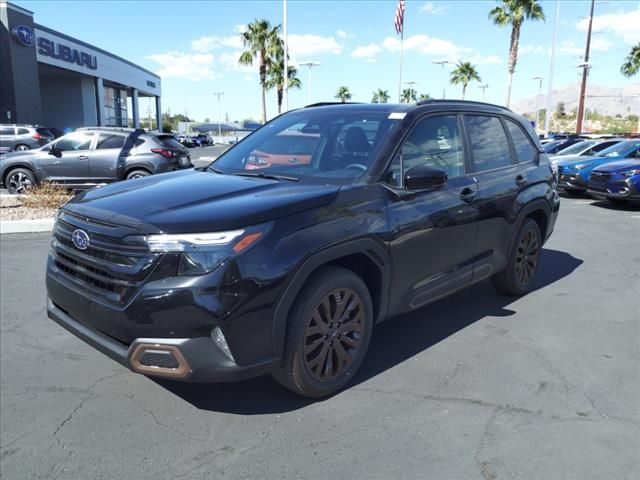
51;211;160;305
590;172;610;185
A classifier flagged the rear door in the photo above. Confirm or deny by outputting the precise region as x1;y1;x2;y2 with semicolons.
89;132;128;183
464;114;539;281
38;131;95;184
0;127;16;152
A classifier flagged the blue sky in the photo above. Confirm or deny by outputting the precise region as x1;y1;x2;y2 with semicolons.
17;0;640;123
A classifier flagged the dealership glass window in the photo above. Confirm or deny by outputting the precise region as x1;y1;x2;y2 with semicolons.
103;86;129;127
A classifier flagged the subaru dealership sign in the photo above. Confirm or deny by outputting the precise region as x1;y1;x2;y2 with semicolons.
11;25;36;47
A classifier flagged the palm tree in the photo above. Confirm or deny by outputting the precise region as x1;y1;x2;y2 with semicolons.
418;93;431;101
450;61;481;100
335;86;352;103
621;43;640;78
265;38;302;114
489;0;545;108
401;88;417;103
239;19;280;124
371;89;390;103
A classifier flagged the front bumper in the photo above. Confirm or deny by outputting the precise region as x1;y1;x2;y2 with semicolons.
557;172;588;191
47;298;278;382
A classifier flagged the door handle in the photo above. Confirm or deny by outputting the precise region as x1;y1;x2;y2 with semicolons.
459;187;476;204
515;174;527;186
77;155;88;160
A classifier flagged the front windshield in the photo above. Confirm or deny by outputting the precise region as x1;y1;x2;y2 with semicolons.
556;140;596;156
597;141;640;157
210;108;401;184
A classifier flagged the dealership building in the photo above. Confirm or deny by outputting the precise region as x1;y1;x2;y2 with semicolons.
0;1;162;131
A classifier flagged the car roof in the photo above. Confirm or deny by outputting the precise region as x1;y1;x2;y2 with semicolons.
302;99;511;115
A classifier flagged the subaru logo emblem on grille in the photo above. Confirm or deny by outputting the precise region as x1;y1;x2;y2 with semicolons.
72;229;90;250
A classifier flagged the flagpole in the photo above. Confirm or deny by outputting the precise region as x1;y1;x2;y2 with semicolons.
398;29;404;103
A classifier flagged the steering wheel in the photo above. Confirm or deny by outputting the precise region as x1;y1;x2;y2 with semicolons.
345;163;367;171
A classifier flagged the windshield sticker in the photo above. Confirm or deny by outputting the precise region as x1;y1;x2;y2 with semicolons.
388;112;406;120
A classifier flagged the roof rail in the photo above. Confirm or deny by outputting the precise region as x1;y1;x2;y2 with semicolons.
416;99;511;111
76;126;144;133
304;102;363;108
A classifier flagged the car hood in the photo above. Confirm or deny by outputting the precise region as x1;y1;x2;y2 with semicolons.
550;154;582;164
592;159;640;173
63;169;340;233
556;155;624;168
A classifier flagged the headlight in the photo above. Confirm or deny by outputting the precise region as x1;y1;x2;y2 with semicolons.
147;224;270;275
574;163;592;170
621;169;640;177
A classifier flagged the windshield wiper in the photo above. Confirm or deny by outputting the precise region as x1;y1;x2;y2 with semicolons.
208;166;225;174
229;172;299;182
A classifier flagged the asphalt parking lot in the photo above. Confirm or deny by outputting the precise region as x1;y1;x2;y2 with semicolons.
1;196;638;480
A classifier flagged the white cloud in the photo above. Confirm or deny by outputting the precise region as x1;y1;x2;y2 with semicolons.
558;36;613;57
577;7;640;44
351;44;382;59
191;35;243;52
382;34;468;58
468;54;502;65
218;51;254;73
146;52;217;81
420;2;446;15
288;34;342;58
336;30;353;39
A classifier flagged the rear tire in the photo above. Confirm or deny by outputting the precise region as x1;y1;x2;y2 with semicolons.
14;144;29;152
492;219;542;296
126;169;151;180
274;266;373;398
5;168;36;194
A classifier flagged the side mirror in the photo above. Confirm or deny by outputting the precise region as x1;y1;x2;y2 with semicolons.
48;146;62;158
404;165;448;190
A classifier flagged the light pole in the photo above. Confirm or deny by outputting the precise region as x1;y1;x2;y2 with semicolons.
213;91;224;138
298;61;320;104
478;84;489;100
432;60;451;99
532;76;544;132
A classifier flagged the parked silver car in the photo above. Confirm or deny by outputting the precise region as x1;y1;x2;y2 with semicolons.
0;124;55;152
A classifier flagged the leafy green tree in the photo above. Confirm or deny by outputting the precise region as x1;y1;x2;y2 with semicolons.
621;43;640;78
489;0;545;107
265;37;302;114
400;88;417;103
418;93;431;101
449;61;481;99
371;89;390;103
335;86;352;103
239;19;281;124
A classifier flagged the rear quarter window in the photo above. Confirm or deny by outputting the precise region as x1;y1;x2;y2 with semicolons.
17;128;29;135
505;120;537;163
36;128;53;137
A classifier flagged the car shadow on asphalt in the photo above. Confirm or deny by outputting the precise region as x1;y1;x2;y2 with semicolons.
154;248;583;414
588;199;640;211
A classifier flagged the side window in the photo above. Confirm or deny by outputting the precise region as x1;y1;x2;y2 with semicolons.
96;134;126;150
0;127;14;136
505;120;537;163
54;132;94;152
628;147;640;159
465;115;512;172
384;114;465;188
17;128;29;135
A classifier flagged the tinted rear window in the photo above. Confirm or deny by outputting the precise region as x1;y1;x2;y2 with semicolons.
36;128;53;137
505;120;536;163
465;115;512;172
153;135;184;149
17;128;29;135
97;133;127;149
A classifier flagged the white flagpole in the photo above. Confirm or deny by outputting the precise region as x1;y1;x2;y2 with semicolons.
283;0;288;112
398;29;404;103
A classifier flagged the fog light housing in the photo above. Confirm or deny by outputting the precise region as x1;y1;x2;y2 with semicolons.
211;327;234;361
129;343;190;379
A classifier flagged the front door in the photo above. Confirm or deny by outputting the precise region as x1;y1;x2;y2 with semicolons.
384;113;479;315
38;131;95;185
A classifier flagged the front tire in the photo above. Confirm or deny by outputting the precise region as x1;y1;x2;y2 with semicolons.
6;168;36;194
492;219;542;296
275;266;373;398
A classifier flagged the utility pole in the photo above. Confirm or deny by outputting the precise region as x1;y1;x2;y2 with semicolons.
575;0;595;134
532;76;544;132
299;61;320;104
283;0;288;112
544;0;560;136
478;84;489;100
433;60;451;99
213;91;224;138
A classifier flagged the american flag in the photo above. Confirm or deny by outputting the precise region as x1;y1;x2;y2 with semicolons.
394;0;405;35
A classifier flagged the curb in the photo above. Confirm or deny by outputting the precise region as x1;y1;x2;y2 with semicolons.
0;218;55;234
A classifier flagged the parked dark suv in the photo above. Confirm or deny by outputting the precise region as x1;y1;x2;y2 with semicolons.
0;127;192;193
46;101;560;397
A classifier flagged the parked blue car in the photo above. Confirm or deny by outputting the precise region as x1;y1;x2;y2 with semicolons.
587;159;640;204
555;140;640;195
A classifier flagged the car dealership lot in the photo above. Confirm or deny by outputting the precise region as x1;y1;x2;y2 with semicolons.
1;197;638;480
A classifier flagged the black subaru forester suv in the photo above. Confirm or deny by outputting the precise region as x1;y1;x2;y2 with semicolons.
47;101;560;397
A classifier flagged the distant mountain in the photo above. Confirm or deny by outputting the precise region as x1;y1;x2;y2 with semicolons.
512;82;639;117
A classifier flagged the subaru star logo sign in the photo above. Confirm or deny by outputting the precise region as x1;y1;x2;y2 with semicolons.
11;25;36;47
71;229;90;250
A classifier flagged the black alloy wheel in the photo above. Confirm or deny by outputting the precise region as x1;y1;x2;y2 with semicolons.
514;229;540;288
